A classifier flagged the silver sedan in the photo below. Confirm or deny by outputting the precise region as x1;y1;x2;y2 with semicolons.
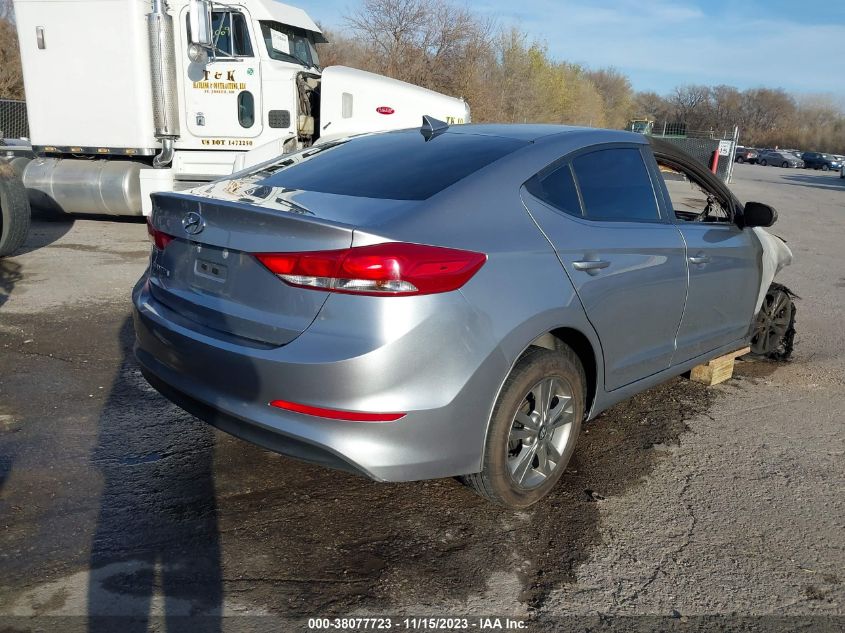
134;124;780;507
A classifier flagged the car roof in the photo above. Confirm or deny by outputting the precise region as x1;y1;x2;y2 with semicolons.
443;123;643;143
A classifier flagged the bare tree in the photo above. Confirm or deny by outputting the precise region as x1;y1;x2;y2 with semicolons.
669;85;711;129
344;0;493;97
586;68;632;129
0;1;24;100
631;91;670;122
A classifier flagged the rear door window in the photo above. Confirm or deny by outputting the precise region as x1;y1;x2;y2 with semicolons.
572;148;660;221
256;130;527;200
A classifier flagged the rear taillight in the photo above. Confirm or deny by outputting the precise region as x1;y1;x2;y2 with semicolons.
255;242;486;296
147;219;173;250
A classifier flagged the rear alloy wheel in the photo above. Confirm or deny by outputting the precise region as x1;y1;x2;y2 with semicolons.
781;162;789;168
760;159;768;166
462;345;585;508
737;157;745;163
750;284;796;360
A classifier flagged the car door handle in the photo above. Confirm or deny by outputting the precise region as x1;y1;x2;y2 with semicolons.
572;260;610;271
688;254;711;265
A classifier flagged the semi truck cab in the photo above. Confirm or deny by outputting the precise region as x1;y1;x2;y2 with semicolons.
8;0;470;216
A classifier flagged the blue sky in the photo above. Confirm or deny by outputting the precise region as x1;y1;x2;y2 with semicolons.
299;0;845;100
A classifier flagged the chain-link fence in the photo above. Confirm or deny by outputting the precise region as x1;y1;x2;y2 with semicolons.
649;121;738;141
653;136;735;181
0;99;29;139
639;120;739;182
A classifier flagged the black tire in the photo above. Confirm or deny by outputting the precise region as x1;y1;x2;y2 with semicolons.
822;164;830;172
781;162;789;168
0;163;31;258
462;345;585;508
750;283;796;361
736;156;745;163
760;159;768;166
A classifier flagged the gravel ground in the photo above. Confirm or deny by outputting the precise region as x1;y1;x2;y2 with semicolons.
0;164;842;632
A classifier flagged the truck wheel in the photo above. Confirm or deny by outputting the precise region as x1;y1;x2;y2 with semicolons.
750;283;796;361
462;345;585;508
0;164;31;257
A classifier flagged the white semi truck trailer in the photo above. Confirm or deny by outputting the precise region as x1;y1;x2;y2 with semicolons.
0;0;469;255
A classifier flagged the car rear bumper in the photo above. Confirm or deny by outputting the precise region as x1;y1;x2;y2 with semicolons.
132;277;504;482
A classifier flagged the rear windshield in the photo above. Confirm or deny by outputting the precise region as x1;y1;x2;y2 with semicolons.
256;130;527;200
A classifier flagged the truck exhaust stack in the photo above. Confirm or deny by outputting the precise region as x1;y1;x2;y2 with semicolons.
147;0;180;167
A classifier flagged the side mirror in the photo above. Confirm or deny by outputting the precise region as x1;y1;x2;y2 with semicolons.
742;201;777;227
189;0;213;47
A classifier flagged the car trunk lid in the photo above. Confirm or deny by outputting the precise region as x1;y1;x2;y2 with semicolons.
146;190;390;346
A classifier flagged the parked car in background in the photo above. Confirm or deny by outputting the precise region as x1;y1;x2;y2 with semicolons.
735;147;758;164
134;123;781;507
801;152;842;171
757;150;804;168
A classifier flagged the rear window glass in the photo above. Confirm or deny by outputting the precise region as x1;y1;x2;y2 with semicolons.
255;131;527;200
572;148;659;221
526;164;582;217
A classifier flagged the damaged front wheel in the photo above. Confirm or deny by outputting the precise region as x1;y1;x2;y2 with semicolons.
750;283;796;360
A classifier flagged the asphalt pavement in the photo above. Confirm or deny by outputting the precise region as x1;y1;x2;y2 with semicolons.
0;164;842;632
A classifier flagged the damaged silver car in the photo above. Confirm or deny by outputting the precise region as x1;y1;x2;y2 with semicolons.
133;124;795;508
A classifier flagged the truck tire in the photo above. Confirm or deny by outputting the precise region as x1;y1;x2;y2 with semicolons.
462;345;585;508
0;164;31;257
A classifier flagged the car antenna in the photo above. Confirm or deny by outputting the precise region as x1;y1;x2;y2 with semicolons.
420;115;449;141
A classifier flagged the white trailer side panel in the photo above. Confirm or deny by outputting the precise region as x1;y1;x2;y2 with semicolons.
318;66;470;143
13;0;157;150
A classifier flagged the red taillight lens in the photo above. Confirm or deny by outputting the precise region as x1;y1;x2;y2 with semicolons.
147;219;173;250
269;399;405;422
255;242;486;296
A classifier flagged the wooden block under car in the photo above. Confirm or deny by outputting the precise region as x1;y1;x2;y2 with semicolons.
689;347;751;386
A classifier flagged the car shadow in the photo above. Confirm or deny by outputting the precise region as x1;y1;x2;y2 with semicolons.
0;258;23;308
779;173;845;191
10;211;76;257
0;454;11;494
87;318;226;633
